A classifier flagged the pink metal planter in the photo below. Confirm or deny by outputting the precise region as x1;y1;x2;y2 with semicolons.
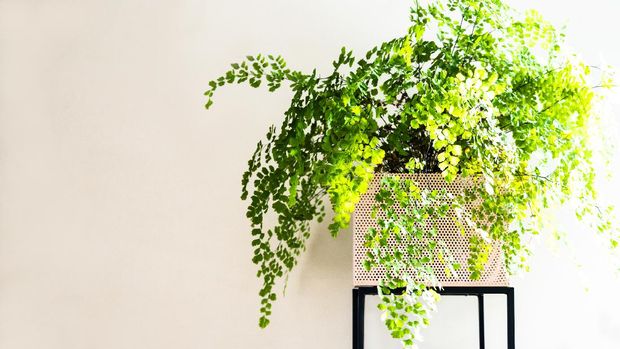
352;173;509;287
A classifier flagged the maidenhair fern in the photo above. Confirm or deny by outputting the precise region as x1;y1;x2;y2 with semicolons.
205;0;617;346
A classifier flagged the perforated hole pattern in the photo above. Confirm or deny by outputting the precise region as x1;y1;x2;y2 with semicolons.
352;173;509;287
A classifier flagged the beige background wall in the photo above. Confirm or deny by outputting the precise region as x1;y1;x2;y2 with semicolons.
1;1;620;348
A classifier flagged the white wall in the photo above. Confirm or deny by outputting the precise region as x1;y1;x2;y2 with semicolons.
1;1;619;348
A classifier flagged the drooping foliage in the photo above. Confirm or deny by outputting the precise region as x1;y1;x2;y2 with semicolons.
205;0;617;346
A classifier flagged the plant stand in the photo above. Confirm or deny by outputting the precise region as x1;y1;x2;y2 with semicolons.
352;286;515;349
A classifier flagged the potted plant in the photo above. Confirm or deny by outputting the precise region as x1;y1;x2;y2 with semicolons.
204;0;618;347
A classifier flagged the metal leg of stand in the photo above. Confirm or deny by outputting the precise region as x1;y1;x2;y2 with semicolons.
353;288;365;349
507;288;515;349
477;294;485;349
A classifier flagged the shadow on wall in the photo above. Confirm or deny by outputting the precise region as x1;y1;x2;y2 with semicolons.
298;206;353;290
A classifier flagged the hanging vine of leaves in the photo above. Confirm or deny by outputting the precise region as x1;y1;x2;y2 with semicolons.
369;175;460;345
205;0;618;346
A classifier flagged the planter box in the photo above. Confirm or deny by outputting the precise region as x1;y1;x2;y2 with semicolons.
352;173;509;287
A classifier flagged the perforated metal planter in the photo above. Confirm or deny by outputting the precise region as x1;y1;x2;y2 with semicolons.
352;173;509;287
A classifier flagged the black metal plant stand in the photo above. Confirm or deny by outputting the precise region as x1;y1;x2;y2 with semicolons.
352;286;515;349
